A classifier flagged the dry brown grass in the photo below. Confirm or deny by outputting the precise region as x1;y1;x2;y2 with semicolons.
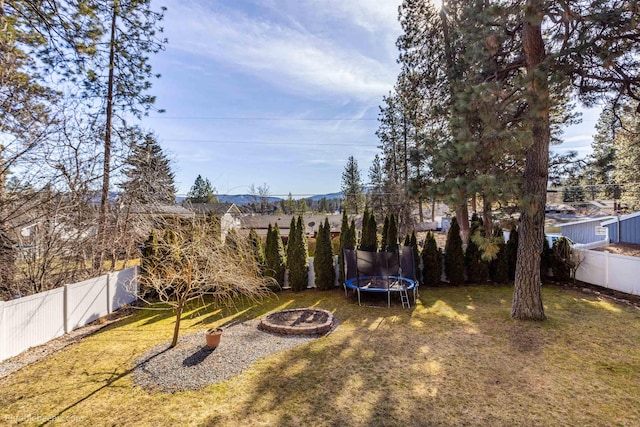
1;285;639;426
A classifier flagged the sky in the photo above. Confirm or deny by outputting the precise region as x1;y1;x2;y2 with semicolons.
140;0;600;198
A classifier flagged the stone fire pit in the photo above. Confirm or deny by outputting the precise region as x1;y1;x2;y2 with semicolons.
258;308;335;335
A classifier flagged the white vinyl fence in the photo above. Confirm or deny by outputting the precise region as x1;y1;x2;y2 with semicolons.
574;249;640;296
0;267;138;362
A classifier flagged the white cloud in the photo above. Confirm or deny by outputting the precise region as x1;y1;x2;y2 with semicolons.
163;1;398;102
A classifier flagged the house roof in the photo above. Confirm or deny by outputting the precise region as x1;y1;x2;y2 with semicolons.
241;214;343;234
601;211;640;226
186;203;241;215
558;216;616;228
127;204;194;217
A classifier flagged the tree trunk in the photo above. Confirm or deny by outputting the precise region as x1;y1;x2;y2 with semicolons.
171;300;184;348
512;0;548;321
482;196;493;236
456;203;470;244
97;2;118;272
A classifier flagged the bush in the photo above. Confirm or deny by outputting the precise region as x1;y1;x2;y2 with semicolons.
540;235;552;283
489;227;509;284
421;231;442;286
551;237;572;282
465;216;489;284
288;216;309;292
506;226;519;280
314;218;336;290
248;227;265;268
264;224;285;290
444;216;465;285
359;209;377;252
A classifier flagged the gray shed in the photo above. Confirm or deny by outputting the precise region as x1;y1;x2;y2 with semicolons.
558;216;614;244
601;211;640;244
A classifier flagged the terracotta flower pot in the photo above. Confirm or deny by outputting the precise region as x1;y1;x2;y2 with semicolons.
205;327;223;348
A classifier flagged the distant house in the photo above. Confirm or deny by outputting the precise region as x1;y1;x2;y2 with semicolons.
558;216;615;244
240;214;343;242
601;212;640;244
545;204;576;214
188;203;242;242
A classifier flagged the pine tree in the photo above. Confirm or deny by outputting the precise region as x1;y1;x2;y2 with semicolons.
587;104;619;199
444;216;465;285
288;216;309;292
119;130;176;204
421;231;442;287
612;107;640;209
341;156;365;214
314;218;336;290
186;175;217;204
264;223;285;290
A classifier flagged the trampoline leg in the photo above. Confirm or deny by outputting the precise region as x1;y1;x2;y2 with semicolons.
357;289;361;306
388;290;390;308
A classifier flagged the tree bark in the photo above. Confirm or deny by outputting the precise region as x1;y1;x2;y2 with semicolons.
512;0;548;321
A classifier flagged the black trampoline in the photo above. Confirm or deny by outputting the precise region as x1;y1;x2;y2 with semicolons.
342;248;419;308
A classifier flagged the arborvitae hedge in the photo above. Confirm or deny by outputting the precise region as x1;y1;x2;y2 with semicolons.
444;216;465;285
489;227;509;284
381;215;389;250
265;223;285;290
506;226;519;280
360;209;370;249
349;219;357;249
286;216;297;264
360;209;378;252
248;227;265;268
465;217;489;284
338;210;350;284
421;231;442;286
540;236;552;283
288;215;309;291
551;237;572;282
314;218;336;290
410;231;420;276
388;214;398;252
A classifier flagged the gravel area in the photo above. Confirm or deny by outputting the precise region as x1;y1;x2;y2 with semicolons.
133;319;328;393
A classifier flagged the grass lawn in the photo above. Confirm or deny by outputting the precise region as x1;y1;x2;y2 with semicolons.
1;285;639;426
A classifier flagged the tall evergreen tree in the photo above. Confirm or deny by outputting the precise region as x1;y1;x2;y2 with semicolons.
587;104;619;199
314;218;336;291
119;130;176;204
409;231;420;276
341;155;365;214
286;215;297;265
186;175;217;204
444;216;464;285
612;107;640;209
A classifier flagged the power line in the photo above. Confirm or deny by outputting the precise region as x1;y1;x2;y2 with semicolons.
146;116;378;121
163;138;376;147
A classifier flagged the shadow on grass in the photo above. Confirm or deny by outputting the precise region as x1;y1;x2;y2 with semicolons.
37;346;171;427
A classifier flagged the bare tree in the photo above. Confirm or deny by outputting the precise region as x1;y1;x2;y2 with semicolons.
140;218;275;347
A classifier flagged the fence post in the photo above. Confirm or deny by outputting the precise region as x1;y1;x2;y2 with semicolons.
106;272;112;314
63;284;70;334
604;251;610;288
0;302;5;361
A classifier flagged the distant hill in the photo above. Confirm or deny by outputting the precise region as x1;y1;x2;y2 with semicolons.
176;192;344;205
